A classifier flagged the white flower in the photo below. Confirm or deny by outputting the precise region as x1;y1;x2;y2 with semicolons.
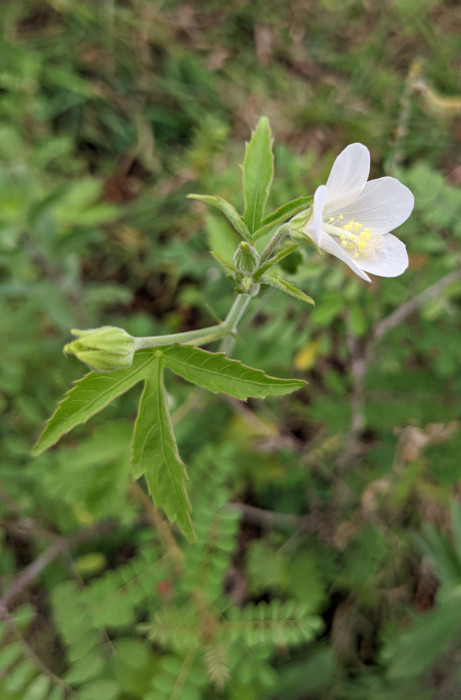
301;143;414;282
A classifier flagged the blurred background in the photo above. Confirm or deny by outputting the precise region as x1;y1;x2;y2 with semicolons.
2;1;461;698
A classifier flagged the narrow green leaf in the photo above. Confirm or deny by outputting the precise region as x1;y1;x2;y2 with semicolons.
416;523;461;583
163;345;306;400
263;273;315;305
252;195;313;240
206;211;239;263
188;194;251;241
242;117;274;234
132;355;196;543
254;243;299;278
384;591;461;680
32;350;155;455
210;250;235;273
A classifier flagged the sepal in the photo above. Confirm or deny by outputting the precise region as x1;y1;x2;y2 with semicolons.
288;208;313;243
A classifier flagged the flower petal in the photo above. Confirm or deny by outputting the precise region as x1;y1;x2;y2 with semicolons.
301;185;328;246
312;185;328;245
324;143;370;213
333;177;414;234
319;231;371;282
356;233;408;277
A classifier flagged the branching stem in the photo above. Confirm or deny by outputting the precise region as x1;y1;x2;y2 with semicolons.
131;222;295;358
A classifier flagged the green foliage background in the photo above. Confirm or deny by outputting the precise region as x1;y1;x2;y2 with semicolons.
2;0;461;698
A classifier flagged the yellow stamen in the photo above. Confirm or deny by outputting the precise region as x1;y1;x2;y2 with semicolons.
323;213;376;260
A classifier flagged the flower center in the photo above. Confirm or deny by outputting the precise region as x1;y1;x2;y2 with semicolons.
323;216;376;259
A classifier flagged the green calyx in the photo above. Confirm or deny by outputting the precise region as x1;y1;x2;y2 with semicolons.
64;326;135;372
288;207;312;243
233;242;260;276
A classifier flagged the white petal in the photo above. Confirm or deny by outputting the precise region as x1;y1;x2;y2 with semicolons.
333;177;414;234
319;231;371;282
356;233;408;277
324;143;370;213
311;185;328;245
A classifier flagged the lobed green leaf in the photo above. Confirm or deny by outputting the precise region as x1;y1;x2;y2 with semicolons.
132;355;196;543
163;345;306;400
32;350;155;455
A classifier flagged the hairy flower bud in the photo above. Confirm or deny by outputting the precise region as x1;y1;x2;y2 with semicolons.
64;326;135;372
233;242;260;276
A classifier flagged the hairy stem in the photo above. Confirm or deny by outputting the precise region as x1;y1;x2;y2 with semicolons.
133;324;228;350
259;223;292;264
224;293;252;332
219;293;252;355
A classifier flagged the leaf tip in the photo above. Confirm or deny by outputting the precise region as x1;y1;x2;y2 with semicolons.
187;530;198;545
31;443;42;457
176;514;197;543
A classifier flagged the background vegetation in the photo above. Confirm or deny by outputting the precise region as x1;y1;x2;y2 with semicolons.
2;0;461;698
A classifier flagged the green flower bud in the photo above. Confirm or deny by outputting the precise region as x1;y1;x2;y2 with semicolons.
288;207;312;243
240;277;261;296
233;242;260;276
64;326;135;372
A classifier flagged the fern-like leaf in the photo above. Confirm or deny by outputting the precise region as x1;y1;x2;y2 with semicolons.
204;642;230;690
225;600;323;647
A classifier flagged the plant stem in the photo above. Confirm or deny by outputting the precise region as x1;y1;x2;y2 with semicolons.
132;223;295;356
219;293;252;355
224;293;252;332
133;324;228;350
259;223;292;264
133;292;252;357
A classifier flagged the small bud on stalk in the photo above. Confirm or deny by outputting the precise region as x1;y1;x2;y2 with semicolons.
64;326;135;372
233;242;260;276
240;277;261;297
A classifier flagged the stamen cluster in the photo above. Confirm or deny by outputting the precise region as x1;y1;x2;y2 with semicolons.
324;216;374;259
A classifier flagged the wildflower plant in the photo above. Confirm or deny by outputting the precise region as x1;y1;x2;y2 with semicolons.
33;118;414;542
